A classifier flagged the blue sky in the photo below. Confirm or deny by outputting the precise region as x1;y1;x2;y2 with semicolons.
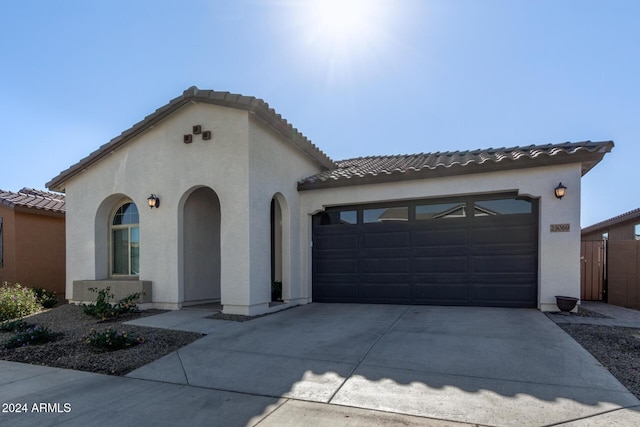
1;0;637;227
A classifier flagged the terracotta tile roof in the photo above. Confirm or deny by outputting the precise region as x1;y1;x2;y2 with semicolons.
47;87;336;191
298;141;614;190
0;188;65;214
582;207;640;234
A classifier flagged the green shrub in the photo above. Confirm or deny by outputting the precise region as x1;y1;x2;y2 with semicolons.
85;327;143;351
2;325;57;349
0;282;42;322
32;287;58;308
81;287;141;321
0;319;31;332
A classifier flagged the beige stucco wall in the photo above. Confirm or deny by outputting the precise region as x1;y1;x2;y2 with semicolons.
299;163;583;311
244;115;325;314
0;205;65;294
63;102;323;314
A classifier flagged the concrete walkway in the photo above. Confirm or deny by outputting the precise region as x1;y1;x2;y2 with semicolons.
2;304;640;426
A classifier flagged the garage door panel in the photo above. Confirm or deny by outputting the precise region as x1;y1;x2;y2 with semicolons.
313;283;359;300
413;283;469;303
314;258;359;274
362;232;410;249
471;225;536;244
413;228;467;246
413;256;468;273
472;254;537;273
471;272;536;282
314;233;358;250
470;284;536;307
362;258;410;274
470;244;535;256
359;282;411;302
412;246;467;257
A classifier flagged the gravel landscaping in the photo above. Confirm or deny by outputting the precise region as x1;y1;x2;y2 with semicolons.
0;304;202;376
560;323;640;399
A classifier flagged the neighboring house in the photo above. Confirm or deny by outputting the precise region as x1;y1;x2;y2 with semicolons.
0;188;66;294
581;208;640;308
46;87;613;315
582;208;640;241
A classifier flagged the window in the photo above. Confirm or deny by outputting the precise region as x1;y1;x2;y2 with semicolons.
0;217;3;268
111;202;139;275
318;210;357;225
363;207;408;223
635;224;640;240
416;202;466;219
474;198;532;216
602;232;609;240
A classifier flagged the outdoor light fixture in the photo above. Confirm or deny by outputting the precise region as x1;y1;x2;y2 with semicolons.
554;183;567;199
147;194;160;209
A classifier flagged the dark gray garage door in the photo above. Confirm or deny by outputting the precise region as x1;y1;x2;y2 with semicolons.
312;195;538;308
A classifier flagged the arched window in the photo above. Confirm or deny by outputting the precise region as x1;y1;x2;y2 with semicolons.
111;202;139;276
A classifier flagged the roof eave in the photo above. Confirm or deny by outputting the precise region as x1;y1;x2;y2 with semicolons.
297;148;611;191
582;208;640;234
47;87;335;192
14;205;65;218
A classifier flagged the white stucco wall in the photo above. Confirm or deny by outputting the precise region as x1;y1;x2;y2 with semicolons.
65;103;253;308
299;163;583;311
244;115;324;314
63;102;324;314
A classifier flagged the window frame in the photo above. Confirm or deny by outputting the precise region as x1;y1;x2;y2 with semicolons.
110;202;140;277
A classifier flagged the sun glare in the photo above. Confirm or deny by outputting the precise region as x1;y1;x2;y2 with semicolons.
300;0;388;62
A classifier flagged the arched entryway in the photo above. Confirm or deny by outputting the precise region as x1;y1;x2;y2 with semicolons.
270;194;288;302
182;187;221;305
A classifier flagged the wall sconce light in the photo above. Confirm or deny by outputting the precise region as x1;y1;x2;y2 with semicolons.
554;183;567;199
147;194;160;209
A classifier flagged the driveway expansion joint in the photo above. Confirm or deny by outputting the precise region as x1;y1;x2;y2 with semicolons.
327;305;411;403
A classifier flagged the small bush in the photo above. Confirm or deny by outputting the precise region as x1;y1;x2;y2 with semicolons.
82;287;141;321
33;287;58;308
0;319;31;332
2;325;57;349
0;282;42;322
85;327;143;351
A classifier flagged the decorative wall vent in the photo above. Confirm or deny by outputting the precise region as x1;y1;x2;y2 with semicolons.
183;125;211;143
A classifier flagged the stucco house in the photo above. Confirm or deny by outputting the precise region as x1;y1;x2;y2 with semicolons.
46;87;613;315
582;208;640;242
0;188;66;294
580;208;640;308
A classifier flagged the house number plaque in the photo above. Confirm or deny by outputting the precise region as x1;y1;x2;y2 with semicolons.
550;224;570;232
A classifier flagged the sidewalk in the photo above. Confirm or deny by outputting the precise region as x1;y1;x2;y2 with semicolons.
546;301;640;328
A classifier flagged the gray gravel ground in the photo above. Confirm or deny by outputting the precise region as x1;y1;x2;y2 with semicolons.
560;323;640;399
0;304;202;376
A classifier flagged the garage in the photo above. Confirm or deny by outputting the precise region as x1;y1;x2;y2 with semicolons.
312;194;538;307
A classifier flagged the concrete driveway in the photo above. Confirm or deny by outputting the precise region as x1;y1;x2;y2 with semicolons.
123;303;640;426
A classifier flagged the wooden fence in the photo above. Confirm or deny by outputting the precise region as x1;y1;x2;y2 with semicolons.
608;240;640;309
580;241;606;301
